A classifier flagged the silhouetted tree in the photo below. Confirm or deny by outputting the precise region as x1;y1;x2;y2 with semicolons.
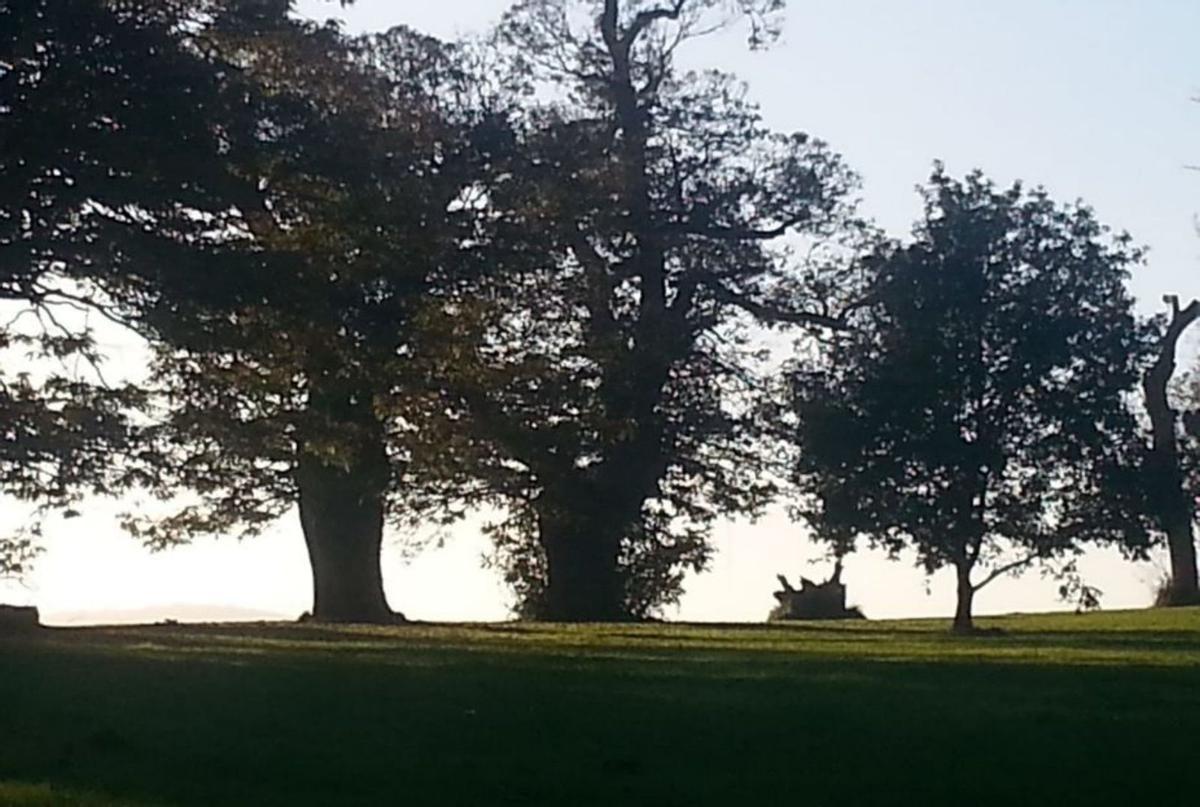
118;14;512;623
1140;296;1200;604
2;0;503;621
790;168;1151;633
443;0;857;620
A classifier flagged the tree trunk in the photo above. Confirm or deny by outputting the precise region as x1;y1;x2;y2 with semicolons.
294;369;399;624
1161;500;1200;605
296;448;398;623
503;3;680;623
952;561;976;634
535;504;626;622
1143;298;1200;606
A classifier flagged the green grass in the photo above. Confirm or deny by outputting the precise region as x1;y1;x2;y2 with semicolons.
2;608;1198;806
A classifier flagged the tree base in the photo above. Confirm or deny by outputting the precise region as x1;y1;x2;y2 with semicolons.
298;609;407;626
519;580;631;623
519;608;638;624
1155;589;1200;608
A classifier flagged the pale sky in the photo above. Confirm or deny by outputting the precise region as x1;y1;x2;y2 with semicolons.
3;0;1197;624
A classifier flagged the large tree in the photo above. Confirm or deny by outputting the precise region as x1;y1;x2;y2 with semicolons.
117;16;508;623
442;0;856;620
790;168;1151;633
2;0;497;621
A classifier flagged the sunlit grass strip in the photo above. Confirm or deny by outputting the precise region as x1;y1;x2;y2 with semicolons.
0;781;147;806
19;606;1200;669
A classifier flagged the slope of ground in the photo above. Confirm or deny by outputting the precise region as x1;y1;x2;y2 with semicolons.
2;609;1198;805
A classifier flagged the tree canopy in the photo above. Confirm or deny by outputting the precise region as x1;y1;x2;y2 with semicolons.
789;168;1152;632
0;0;241;574
1;0;504;620
1;0;1184;627
432;0;857;619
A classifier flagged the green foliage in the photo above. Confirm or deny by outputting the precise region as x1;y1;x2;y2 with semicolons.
454;0;858;618
0;374;140;576
791;168;1152;625
120;13;488;548
0;0;494;546
0;0;1175;625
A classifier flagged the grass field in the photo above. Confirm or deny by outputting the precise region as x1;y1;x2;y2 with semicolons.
2;608;1199;806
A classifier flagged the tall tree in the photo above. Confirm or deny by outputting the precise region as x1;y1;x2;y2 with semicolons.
2;0;498;621
1141;296;1200;605
790;169;1151;633
447;0;856;620
118;17;506;623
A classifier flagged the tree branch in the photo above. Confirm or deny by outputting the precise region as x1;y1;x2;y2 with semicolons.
662;213;811;240
972;552;1040;592
567;228;618;334
656;217;804;241
1145;297;1200;406
624;0;688;50
707;282;849;331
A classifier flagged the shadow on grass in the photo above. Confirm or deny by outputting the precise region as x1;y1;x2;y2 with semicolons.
2;615;1199;806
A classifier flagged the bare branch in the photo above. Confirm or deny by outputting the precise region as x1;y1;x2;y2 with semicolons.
707;281;849;331
623;0;689;50
972;552;1040;592
656;217;804;241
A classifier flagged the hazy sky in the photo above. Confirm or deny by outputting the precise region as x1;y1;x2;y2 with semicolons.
4;0;1198;624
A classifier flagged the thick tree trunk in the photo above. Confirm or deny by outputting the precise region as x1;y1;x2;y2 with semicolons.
294;370;400;624
535;504;625;622
296;451;397;623
1143;298;1200;606
952;561;976;634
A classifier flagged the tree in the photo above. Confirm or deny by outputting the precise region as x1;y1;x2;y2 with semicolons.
1140;296;1200;604
2;0;499;622
790;168;1151;633
117;16;506;623
443;0;856;620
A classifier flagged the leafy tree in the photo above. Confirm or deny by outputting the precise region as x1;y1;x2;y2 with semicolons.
2;0;498;621
443;0;856;620
117;14;510;623
790;168;1151;633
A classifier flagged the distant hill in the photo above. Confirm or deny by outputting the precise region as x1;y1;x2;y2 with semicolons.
43;603;295;626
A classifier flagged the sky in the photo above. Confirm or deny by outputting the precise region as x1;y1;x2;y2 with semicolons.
3;0;1198;624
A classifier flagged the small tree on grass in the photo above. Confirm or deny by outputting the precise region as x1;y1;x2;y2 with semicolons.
790;168;1151;633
